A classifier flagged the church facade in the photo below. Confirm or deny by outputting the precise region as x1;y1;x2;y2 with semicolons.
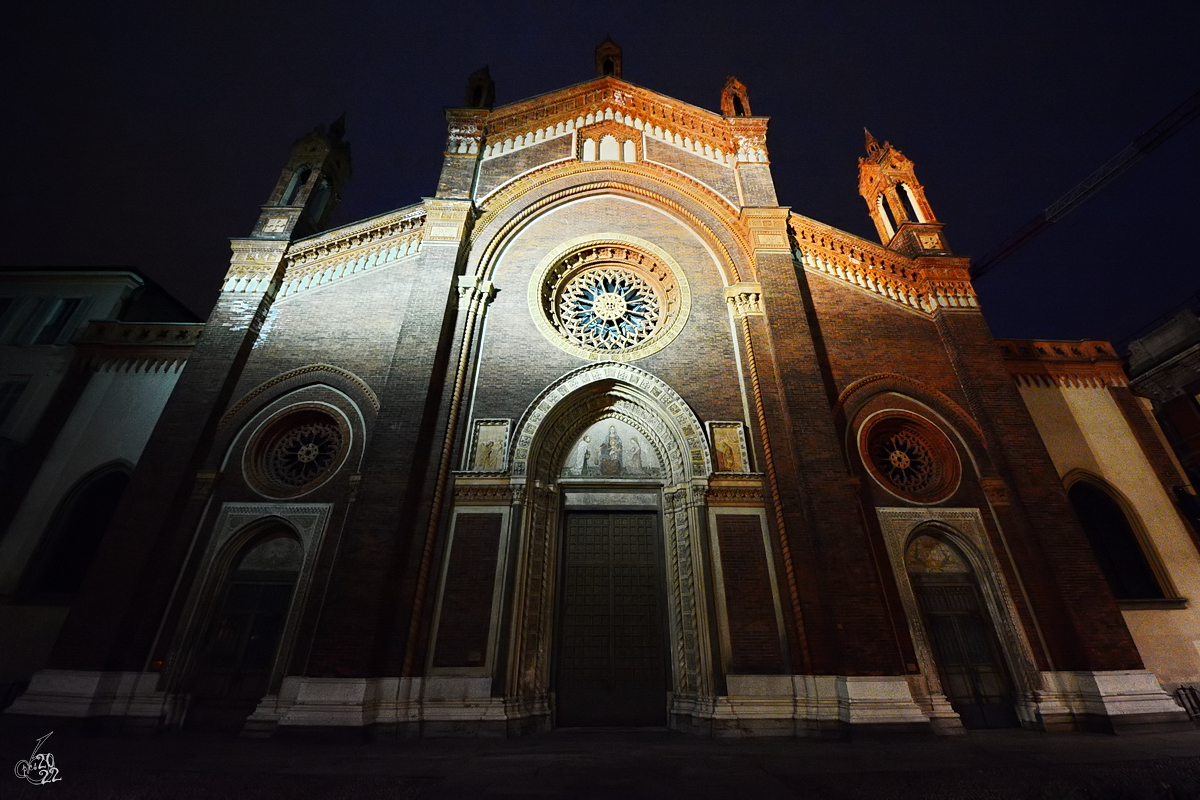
10;42;1200;736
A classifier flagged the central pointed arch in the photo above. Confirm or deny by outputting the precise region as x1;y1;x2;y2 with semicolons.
504;362;717;729
511;361;712;482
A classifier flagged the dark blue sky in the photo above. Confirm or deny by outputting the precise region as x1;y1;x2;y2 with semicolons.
5;0;1198;347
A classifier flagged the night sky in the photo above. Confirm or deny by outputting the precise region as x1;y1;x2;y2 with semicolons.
6;1;1198;348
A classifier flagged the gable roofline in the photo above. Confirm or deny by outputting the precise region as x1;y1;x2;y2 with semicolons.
476;76;767;155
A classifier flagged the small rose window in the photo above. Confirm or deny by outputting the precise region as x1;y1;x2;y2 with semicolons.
246;408;348;497
860;413;959;503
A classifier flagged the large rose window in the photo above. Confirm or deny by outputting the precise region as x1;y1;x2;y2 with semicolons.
557;266;662;350
529;237;690;361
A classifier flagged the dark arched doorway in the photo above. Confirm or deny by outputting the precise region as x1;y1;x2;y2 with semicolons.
185;527;302;732
907;532;1018;729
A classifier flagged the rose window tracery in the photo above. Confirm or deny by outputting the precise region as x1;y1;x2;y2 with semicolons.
557;267;662;350
529;237;691;361
245;407;350;497
268;420;343;487
860;413;960;503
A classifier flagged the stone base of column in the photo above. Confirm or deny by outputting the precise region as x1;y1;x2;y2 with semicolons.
5;669;173;724
1031;670;1191;732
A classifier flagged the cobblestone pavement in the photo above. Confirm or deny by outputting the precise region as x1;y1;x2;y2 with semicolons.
4;722;1200;799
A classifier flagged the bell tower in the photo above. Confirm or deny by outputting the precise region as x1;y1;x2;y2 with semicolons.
595;36;622;78
858;130;948;256
254;116;352;241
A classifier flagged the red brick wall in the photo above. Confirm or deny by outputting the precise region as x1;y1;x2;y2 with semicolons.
432;513;502;668
716;514;784;673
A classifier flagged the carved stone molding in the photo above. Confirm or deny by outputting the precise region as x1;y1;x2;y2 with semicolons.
875;507;1041;724
706;477;765;506
724;283;764;317
453;479;513;505
979;477;1011;506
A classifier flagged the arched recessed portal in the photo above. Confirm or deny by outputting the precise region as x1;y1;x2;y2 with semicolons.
185;525;302;732
906;531;1018;729
507;362;713;730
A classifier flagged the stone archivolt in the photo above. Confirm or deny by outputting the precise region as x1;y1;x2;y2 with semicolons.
472;171;751;287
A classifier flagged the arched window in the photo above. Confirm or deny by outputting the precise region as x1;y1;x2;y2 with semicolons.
602;57;615;76
309;178;332;222
598;135;620;161
1067;482;1164;600
25;466;131;598
897;183;924;223
877;195;897;240
280;168;312;206
732;94;745;116
581;138;597;161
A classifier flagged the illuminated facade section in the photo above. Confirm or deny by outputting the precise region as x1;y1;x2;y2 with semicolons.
6;40;1198;738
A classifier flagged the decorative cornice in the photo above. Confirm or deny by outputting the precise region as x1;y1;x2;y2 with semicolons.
996;339;1128;388
1128;346;1200;404
74;321;203;372
270;205;427;299
481;78;748;163
452;478;514;505
789;213;977;316
706;477;765;506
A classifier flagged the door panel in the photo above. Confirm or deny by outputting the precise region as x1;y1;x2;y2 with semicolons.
556;513;666;727
915;578;1018;729
186;576;296;731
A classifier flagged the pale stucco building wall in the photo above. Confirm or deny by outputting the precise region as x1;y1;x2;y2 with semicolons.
1017;381;1200;687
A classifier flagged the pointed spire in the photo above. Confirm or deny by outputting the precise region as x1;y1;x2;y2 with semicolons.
329;113;346;141
864;128;882;157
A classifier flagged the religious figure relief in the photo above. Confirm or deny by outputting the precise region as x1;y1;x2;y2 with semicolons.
905;534;970;574
560;419;660;478
709;422;749;474
626;435;643;475
600;424;623;475
469;420;509;472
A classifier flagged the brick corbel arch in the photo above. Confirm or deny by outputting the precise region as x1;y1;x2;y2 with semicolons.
835;373;987;456
467;165;752;289
218;363;380;433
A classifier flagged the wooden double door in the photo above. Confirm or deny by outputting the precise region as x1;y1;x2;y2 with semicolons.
913;574;1018;729
554;512;668;727
185;573;296;731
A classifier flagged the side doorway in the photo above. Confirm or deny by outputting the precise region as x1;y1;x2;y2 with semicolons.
554;511;668;727
184;528;302;732
907;532;1019;729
